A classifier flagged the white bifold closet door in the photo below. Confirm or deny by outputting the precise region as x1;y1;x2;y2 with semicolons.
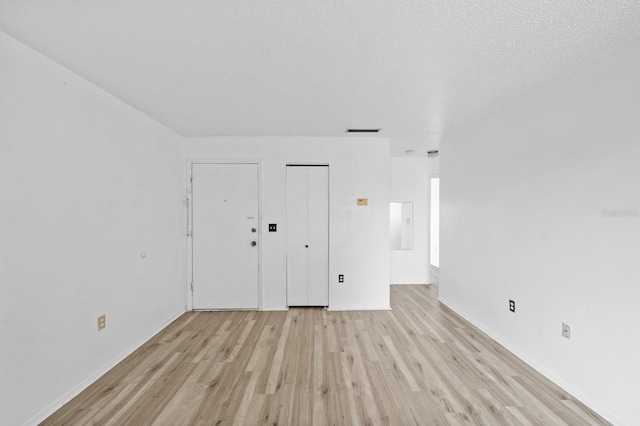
286;165;329;306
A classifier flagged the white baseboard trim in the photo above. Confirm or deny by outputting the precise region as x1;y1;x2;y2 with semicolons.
327;305;391;311
390;282;430;285
437;296;625;426
24;309;186;426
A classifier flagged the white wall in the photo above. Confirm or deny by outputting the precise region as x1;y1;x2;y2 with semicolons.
390;157;430;284
184;137;391;311
0;32;185;425
440;39;640;426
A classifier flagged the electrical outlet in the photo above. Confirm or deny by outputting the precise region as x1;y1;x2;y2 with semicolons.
509;299;516;313
562;322;571;340
338;274;344;283
268;224;277;232
98;314;106;331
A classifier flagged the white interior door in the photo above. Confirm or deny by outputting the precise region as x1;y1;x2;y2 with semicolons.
286;167;308;305
191;163;259;309
286;166;329;306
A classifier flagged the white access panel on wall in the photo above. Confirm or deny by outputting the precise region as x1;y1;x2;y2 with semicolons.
286;165;329;306
191;163;259;310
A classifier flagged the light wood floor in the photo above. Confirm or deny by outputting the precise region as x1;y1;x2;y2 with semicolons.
43;285;608;425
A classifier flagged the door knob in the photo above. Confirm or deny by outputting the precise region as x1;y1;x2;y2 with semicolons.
251;241;257;247
251;228;256;233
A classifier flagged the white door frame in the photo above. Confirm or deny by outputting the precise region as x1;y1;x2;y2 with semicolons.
428;173;440;274
185;159;263;311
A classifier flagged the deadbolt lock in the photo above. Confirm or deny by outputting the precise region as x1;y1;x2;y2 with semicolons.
251;241;257;247
251;228;256;233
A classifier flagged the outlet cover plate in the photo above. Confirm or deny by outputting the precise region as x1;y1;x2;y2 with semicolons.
562;322;571;339
98;314;106;331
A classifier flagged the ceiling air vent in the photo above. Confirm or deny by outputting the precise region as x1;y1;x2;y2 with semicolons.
345;128;381;133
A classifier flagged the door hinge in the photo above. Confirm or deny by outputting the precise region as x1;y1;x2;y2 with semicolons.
191;281;194;292
190;175;193;183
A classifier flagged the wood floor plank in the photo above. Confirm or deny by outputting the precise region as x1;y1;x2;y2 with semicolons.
41;285;610;425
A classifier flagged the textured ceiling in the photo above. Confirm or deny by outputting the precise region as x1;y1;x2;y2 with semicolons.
1;1;640;155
